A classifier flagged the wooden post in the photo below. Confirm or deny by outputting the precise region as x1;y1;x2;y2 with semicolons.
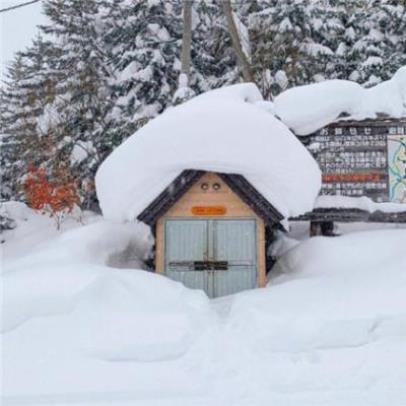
221;0;255;83
310;220;335;237
180;0;192;80
310;221;322;237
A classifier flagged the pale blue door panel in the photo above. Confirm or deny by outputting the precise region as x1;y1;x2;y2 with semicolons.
165;220;209;294
213;220;257;297
213;268;256;297
165;220;207;261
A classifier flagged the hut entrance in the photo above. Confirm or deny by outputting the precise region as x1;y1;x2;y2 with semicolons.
165;219;257;298
138;170;284;298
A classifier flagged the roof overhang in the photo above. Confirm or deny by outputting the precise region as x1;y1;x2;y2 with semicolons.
137;170;284;227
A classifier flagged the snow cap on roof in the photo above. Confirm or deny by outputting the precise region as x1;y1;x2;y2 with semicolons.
274;66;406;136
96;83;321;222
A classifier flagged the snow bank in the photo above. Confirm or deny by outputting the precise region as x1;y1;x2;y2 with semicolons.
2;222;212;365
67;270;212;362
1;201;100;262
2;265;213;362
2;220;154;332
96;83;321;220
275;229;406;283
274;66;406;135
3;219;153;273
227;230;406;354
316;195;406;213
2;223;406;401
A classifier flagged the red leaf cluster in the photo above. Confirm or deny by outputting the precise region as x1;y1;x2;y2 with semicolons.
24;166;80;218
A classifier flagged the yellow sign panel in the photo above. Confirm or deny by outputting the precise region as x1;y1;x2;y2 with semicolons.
191;206;227;216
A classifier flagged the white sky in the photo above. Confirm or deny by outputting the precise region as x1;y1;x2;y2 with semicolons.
0;0;46;79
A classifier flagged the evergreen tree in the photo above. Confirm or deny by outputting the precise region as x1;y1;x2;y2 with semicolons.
40;0;114;207
249;0;336;97
104;0;241;141
190;0;241;89
2;0;405;208
104;0;182;143
249;0;406;94
346;2;389;84
326;0;362;81
0;36;57;201
334;0;406;85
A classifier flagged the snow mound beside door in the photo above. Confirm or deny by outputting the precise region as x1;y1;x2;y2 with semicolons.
2;219;213;363
96;83;321;221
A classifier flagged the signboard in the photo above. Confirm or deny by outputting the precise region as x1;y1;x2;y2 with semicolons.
191;206;227;216
387;135;406;203
306;122;406;202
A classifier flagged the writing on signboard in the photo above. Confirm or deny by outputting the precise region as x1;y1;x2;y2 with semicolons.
308;123;406;202
191;206;227;216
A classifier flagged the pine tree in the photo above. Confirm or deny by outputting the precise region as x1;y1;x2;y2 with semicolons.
326;0;362;81
40;0;114;208
189;0;241;90
104;0;182;143
340;0;406;85
249;0;405;93
104;0;241;136
0;36;57;201
2;0;405;209
249;0;336;97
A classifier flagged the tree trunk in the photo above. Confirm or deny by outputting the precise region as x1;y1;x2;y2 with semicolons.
180;0;193;81
221;0;254;83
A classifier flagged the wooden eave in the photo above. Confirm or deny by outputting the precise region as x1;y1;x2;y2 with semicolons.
299;117;406;143
291;207;406;223
137;170;284;227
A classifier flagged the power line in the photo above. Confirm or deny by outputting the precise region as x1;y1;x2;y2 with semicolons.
0;0;41;14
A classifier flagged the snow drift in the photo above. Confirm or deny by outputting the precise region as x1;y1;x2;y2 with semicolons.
2;221;406;402
1;220;154;332
96;83;321;221
231;229;406;352
1;217;213;365
274;66;406;135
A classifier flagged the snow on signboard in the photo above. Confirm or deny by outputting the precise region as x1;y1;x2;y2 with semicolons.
96;83;321;222
274;66;406;136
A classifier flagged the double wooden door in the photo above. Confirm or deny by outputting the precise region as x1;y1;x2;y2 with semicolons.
164;219;257;298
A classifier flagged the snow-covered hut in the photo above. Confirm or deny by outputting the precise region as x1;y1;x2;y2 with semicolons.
96;84;321;297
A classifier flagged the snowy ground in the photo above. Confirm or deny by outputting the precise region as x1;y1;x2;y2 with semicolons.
1;203;406;406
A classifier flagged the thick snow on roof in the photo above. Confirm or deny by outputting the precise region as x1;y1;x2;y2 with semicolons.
96;84;321;221
274;66;406;136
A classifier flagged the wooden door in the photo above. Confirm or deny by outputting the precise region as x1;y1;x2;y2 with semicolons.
164;219;257;298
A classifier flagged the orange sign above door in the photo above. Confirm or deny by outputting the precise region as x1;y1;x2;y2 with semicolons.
191;206;227;216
